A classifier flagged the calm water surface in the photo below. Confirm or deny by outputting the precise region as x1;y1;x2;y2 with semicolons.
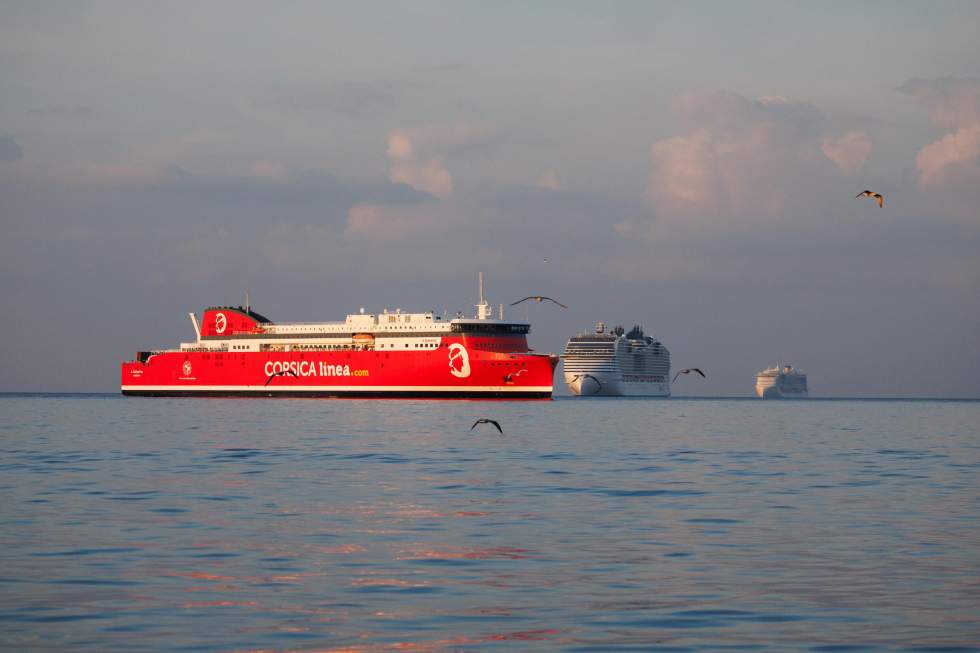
1;395;978;652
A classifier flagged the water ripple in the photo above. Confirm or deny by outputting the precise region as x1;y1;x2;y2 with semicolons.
0;395;977;652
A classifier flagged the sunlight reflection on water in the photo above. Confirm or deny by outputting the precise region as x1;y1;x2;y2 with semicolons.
0;395;978;651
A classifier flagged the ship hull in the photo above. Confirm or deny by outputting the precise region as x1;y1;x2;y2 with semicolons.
122;348;557;399
122;389;551;398
564;372;670;397
758;386;808;399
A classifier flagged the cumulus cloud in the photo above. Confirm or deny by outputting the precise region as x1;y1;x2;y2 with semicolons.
384;123;489;198
346;202;452;240
0;136;24;162
535;170;561;190
899;77;980;130
915;124;980;189
900;77;980;219
641;90;851;237
387;142;452;198
820;131;872;174
647;128;715;214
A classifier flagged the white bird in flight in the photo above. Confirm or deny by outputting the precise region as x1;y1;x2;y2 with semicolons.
511;295;567;309
672;368;706;383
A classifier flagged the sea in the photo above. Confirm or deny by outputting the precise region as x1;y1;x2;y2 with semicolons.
1;394;978;652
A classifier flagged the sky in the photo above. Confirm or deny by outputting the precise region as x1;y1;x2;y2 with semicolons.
1;1;978;396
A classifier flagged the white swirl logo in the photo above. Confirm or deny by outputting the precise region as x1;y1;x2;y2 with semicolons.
182;361;193;376
215;313;227;334
448;343;471;379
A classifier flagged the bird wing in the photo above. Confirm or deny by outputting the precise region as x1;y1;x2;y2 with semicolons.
510;297;534;306
875;194;883;207
489;420;503;433
672;371;681;382
264;374;276;387
543;297;568;308
856;190;871;198
694;368;706;378
470;420;481;430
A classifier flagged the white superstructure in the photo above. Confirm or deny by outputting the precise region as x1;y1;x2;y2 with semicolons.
755;365;808;398
562;323;671;397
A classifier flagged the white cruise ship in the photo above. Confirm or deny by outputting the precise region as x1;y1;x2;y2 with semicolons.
755;365;808;398
562;323;670;396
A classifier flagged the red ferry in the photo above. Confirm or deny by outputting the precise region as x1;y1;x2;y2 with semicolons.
121;276;559;398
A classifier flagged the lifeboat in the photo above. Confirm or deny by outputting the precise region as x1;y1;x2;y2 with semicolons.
352;333;375;350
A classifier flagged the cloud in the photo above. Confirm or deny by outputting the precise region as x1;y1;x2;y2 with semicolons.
641;90;848;237
898;77;980;130
387;148;452;198
384;123;490;198
0;137;24;162
535;170;560;190
820;131;872;175
346;201;451;240
915;123;980;189
647;127;715;214
900;77;980;220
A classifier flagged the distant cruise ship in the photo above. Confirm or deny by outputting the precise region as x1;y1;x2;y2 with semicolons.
755;365;808;398
562;323;671;396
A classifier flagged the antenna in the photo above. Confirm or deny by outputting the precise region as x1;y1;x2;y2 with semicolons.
475;272;492;320
245;290;250;313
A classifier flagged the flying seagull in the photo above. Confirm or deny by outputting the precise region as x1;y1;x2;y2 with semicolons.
672;368;706;383
264;369;299;386
471;418;503;434
510;296;568;309
855;190;884;208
